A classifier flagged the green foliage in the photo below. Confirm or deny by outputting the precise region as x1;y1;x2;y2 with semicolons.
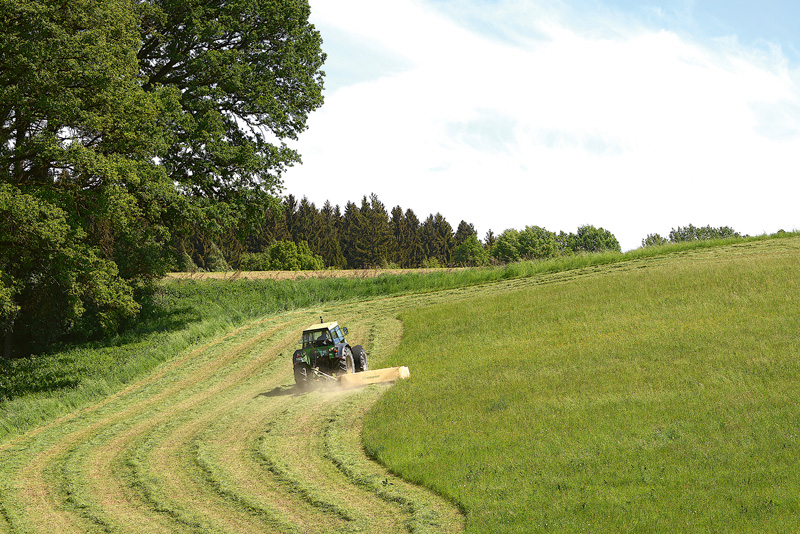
490;229;521;263
420;257;443;269
357;194;395;268
239;240;323;271
452;235;489;267
392;207;425;268
420;213;454;266
177;248;199;272
642;232;668;247
668;224;741;242
137;0;326;234
204;242;231;272
570;224;621;253
517;225;559;258
453;220;477;248
492;224;622;263
0;186;139;354
0;0;325;353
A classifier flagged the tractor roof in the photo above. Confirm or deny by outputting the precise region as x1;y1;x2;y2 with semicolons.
303;322;339;333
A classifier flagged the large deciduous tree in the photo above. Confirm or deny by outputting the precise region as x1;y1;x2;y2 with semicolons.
137;0;325;234
0;0;325;355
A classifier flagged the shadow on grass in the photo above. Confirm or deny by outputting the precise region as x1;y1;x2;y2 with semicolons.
256;385;299;398
0;303;201;402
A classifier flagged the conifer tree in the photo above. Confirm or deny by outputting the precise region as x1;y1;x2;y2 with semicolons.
358;194;394;267
403;209;425;268
340;201;366;268
454;221;478;247
318;201;346;268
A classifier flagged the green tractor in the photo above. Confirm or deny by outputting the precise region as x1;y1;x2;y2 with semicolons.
292;321;368;389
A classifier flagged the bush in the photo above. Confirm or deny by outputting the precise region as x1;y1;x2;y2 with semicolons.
204;242;231;272
452;235;489;267
421;257;442;269
238;241;323;271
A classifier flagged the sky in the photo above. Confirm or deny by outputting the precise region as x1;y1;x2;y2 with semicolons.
284;0;800;251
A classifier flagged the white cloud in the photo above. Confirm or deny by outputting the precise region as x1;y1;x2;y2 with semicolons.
288;0;800;250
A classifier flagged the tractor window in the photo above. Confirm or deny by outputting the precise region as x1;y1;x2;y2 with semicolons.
303;329;332;348
332;326;344;343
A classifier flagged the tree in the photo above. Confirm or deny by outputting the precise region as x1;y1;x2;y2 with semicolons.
0;186;139;356
293;197;321;252
390;205;405;266
0;0;174;354
642;233;668;247
454;221;477;248
358;194;394;267
137;0;326;235
517;225;558;259
484;230;497;250
340;201;366;268
491;229;521;263
569;225;621;253
239;240;322;271
0;0;326;354
317;201;345;268
453;234;489;267
421;213;454;266
668;224;740;243
402;209;425;268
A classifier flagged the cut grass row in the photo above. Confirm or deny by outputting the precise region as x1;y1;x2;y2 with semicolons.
0;295;466;533
363;236;800;533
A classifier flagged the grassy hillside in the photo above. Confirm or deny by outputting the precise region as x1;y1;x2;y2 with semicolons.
363;237;800;533
4;236;768;442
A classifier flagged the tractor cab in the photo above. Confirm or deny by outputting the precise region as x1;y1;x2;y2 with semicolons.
302;322;347;349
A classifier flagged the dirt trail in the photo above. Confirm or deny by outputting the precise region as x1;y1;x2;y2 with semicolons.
0;297;465;534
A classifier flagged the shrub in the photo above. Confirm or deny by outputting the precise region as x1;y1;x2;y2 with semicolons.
452;235;489;266
239;241;323;271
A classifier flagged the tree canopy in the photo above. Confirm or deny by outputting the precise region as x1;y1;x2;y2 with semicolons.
0;0;325;355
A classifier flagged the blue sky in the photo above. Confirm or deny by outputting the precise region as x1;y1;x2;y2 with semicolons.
286;0;800;250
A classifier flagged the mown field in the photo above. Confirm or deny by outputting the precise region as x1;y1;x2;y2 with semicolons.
0;235;798;533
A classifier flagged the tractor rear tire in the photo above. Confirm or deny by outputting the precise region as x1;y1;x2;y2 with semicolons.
339;346;355;375
294;364;311;391
353;345;368;372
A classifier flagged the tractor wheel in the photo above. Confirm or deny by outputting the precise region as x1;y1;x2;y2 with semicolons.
353;345;368;373
294;364;311;391
339;346;355;375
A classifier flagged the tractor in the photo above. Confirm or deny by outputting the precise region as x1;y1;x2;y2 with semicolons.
292;320;368;389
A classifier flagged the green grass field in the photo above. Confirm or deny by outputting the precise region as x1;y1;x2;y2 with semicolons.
364;238;800;532
0;234;798;533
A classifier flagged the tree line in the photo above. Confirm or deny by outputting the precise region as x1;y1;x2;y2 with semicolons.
176;192;624;272
641;225;741;247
